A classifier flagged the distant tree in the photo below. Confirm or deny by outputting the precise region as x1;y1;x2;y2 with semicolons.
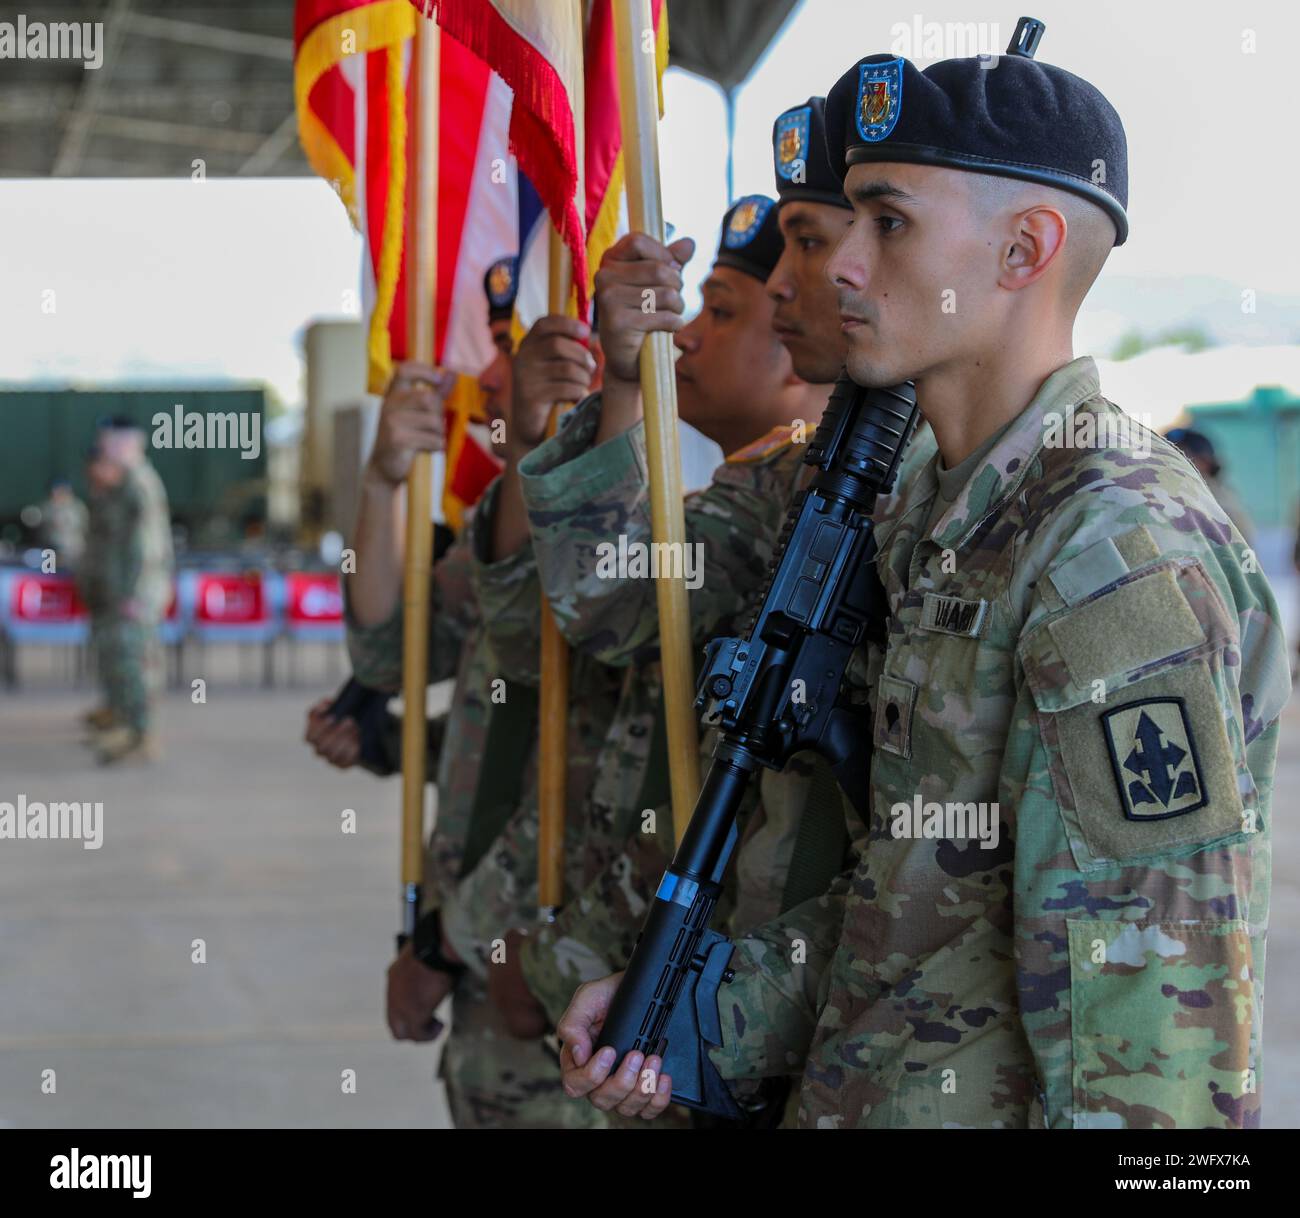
1111;328;1145;361
262;383;288;419
1111;325;1216;361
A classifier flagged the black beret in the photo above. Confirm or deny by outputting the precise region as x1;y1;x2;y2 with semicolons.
97;415;143;432
713;194;783;282
772;97;848;209
1166;427;1219;468
825;22;1128;244
483;255;519;321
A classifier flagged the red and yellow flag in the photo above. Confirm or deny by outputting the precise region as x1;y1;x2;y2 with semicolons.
295;1;516;522
583;0;668;302
419;0;591;317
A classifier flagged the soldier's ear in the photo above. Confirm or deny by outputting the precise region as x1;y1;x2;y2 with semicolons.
999;205;1067;292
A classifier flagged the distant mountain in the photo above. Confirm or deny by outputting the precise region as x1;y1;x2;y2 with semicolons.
1079;274;1300;355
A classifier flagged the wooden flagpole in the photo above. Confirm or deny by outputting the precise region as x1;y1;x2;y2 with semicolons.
398;12;440;945
537;0;586;920
537;227;573;919
612;0;700;843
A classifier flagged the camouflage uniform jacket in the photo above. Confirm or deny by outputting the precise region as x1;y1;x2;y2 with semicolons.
494;393;827;1023
712;357;1288;1129
346;535;480;921
86;462;173;621
79;486;114;614
345;522;621;975
41;494;88;569
346;512;621;1130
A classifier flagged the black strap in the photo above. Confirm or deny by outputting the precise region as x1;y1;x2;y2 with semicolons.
326;677;396;774
780;756;851;914
632;689;673;816
458;678;538;877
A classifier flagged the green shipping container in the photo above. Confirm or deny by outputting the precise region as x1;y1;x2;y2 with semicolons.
0;387;268;534
1187;385;1300;533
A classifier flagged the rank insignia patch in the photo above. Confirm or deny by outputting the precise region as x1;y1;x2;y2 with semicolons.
856;58;902;143
1102;696;1207;821
723;195;773;248
775;107;810;180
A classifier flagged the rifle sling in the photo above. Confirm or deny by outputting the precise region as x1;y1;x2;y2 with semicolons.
632;688;673;816
459;678;539;878
780;757;851;914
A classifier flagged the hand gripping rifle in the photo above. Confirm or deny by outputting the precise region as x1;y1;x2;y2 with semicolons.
594;376;919;1119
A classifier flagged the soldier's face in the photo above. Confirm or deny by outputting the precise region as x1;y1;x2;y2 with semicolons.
673;266;791;436
768;201;852;384
89;456;123;488
478;320;515;423
828;162;1002;389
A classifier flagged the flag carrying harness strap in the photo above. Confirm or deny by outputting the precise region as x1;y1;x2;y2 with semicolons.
458;678;539;878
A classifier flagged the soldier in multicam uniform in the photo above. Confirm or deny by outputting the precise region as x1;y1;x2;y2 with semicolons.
343;257;619;1129
80;443;119;733
1165;427;1256;550
38;477;89;572
476;189;881;1125
80;418;174;765
559;29;1288;1129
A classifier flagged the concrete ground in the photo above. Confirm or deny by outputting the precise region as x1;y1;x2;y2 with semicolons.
1;640;1298;1128
0;644;451;1129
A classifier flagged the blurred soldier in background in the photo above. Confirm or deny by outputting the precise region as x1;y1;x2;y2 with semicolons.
1167;427;1256;549
80;418;174;764
38;477;88;572
79;443;117;732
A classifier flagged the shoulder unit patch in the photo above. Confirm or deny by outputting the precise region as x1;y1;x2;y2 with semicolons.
1102;696;1207;821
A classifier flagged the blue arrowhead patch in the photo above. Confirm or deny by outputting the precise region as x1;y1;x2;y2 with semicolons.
1102;696;1207;821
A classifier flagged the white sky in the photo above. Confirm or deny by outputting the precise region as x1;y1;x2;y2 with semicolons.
0;0;1296;410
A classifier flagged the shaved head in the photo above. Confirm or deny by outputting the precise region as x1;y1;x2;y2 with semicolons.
827;160;1116;395
964;173;1115;310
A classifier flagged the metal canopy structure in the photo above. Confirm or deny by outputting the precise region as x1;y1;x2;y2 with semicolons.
666;0;798;92
0;0;801;179
1;1;303;178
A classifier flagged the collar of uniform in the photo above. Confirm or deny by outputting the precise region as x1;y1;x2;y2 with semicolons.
928;356;1101;550
874;448;939;557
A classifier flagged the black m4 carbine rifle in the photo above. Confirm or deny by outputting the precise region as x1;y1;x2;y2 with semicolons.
595;375;919;1118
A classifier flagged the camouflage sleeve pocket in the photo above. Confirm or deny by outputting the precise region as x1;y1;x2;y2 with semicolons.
1020;559;1251;871
1066;918;1258;1128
